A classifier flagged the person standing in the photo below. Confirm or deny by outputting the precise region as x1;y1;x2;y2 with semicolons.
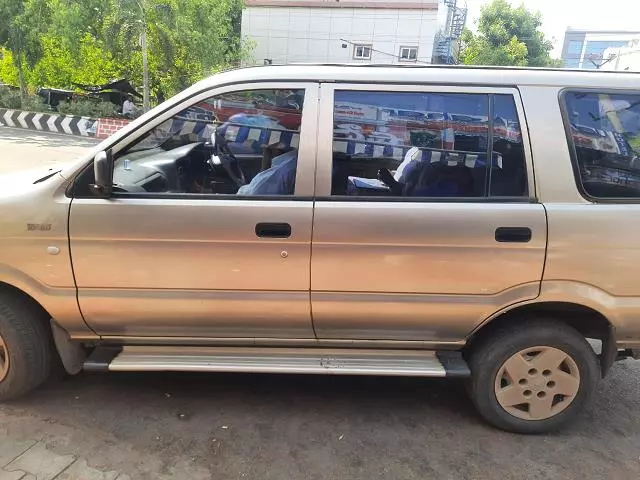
123;96;135;118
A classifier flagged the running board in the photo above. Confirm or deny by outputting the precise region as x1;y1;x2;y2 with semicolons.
84;346;470;378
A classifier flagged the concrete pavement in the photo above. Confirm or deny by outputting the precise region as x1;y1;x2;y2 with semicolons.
0;437;127;480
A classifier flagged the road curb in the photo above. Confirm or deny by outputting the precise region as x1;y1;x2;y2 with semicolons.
0;109;98;138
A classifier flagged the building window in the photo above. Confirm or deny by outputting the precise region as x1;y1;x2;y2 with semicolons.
567;40;583;55
399;46;418;62
353;44;372;60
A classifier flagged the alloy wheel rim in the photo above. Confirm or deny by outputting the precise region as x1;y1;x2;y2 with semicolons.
0;334;8;382
494;346;580;421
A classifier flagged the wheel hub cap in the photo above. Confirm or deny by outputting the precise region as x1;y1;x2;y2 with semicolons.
0;335;8;382
494;346;580;421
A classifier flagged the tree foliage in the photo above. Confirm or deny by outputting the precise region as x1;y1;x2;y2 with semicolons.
0;0;52;93
0;0;248;100
460;0;558;67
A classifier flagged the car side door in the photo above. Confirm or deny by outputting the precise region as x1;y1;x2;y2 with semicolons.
310;83;547;342
68;82;319;339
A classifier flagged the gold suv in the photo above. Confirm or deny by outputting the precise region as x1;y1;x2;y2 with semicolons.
1;65;639;433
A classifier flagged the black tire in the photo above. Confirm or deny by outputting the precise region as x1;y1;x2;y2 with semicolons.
0;290;53;401
467;319;600;434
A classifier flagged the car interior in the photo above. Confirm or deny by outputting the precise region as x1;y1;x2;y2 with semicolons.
73;89;305;198
72;89;529;199
332;130;528;198
330;92;529;198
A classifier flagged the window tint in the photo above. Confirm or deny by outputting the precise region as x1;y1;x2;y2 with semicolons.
105;89;304;197
563;91;640;199
491;94;528;197
330;90;527;199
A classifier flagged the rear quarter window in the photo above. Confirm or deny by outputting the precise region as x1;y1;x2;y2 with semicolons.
562;90;640;200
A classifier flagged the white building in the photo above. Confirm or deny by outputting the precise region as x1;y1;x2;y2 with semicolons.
602;38;640;72
241;0;465;66
561;29;640;69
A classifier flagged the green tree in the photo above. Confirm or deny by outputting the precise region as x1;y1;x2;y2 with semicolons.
0;0;248;102
103;0;181;110
29;34;121;89
460;0;557;67
0;0;51;95
0;48;19;86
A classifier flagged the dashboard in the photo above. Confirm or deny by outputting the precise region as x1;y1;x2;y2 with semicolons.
112;143;213;194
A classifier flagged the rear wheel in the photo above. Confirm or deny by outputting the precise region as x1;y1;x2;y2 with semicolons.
467;320;600;433
0;334;9;383
0;291;53;401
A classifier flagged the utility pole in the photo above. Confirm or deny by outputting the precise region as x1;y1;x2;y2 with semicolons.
141;27;149;111
135;0;150;111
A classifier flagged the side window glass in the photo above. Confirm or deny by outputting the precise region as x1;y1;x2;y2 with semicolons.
112;89;304;197
330;90;526;199
491;95;528;197
564;91;640;199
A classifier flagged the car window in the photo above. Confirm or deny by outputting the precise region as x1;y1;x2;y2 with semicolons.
563;91;640;199
329;90;527;199
490;94;528;197
77;89;305;198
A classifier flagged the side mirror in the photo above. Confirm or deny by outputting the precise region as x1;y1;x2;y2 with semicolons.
89;150;113;198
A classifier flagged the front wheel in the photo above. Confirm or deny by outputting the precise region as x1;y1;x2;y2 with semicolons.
467;320;600;434
0;291;54;401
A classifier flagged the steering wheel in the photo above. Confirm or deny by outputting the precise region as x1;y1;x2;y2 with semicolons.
208;129;246;187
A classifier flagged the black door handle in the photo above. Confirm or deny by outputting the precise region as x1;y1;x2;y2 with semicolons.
255;222;291;238
495;227;532;243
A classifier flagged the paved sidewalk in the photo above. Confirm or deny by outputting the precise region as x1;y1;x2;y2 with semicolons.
0;433;128;480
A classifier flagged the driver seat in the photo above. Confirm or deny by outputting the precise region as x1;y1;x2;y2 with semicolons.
236;150;298;196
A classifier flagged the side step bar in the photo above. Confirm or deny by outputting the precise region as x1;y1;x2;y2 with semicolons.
84;346;470;378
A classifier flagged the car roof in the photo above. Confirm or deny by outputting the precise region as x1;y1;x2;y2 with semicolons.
192;64;639;93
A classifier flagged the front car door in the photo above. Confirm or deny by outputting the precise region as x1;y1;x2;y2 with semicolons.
69;82;319;339
311;83;547;343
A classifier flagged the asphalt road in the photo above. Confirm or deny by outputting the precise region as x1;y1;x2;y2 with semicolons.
0;124;98;173
1;126;640;480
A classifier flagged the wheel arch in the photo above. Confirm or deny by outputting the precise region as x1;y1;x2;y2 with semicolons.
0;281;87;374
467;301;617;377
0;281;51;319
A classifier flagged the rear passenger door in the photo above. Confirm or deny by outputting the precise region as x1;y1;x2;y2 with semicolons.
311;84;547;342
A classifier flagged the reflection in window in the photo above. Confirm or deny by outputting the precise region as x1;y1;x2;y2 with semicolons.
112;89;305;197
330;90;527;199
564;91;640;198
491;95;528;197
